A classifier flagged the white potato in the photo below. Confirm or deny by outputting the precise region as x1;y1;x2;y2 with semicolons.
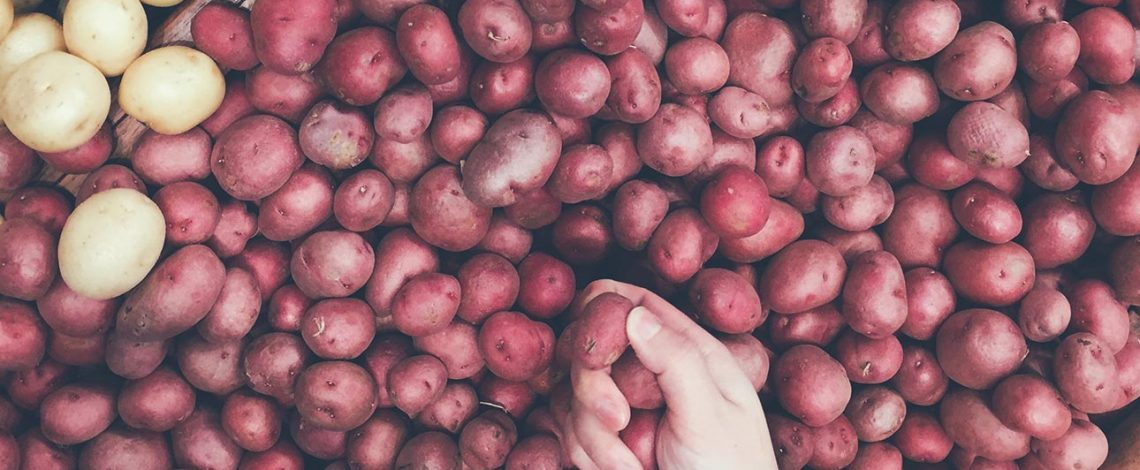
0;1;14;43
58;188;166;300
63;0;147;77
141;0;183;6
0;13;65;86
119;45;225;135
1;51;110;152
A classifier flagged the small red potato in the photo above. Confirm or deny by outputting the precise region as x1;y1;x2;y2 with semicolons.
647;208;720;284
458;0;533;63
603;49;661;124
395;432;461;470
391;273;461;337
258;164;333;241
153;181;221;246
774;344;852;427
414;321;485;380
612;350;665;409
74;165;146;204
849;442;902;470
845;386;906;442
792;37;853;103
570;292;634;369
477;214;533;265
1020;192;1095;269
287;410;346;460
1001;0;1064;29
38;121;113;174
47;332;105;367
933;21;1017;101
506;434;562;470
805;126;875;197
834;330;903;384
767;414;815;470
79;427;171;470
1018;21;1080;83
239;440;304;470
117;367;196;432
0;218;57;301
430;105;487;164
808;415;858;470
1025;68;1088;120
364;228;440;320
1054;90;1139;185
820;175;893;232
176;334;246;395
373;84;432;145
250;0;337;74
532;18;577;53
36;278;114;339
941;388;1031;461
211;114;305;201
368;133;437;185
115;244;226;341
689;268;765;334
535;49;610;119
943;240;1035;307
1093;161;1140;237
546;145;613;204
478;311;556;381
759;240;846;315
332;169;394;232
664;38;730;96
0;129;39;192
800;0;865;43
816;227;883;261
207;199;257;259
841;250;907;338
347;410;409;469
1071;7;1136;85
411;165;493;252
461;109;562;208
456;253;520;325
231;238;292;303
947;102;1030;168
387;355;449;417
890;344;949;405
796;77;862;129
202;77;257;138
3;186;73;235
105;337;168;381
906;131;976;191
221;391;282;452
295;361;378;432
246;67;324;124
519;0;573;22
39;383;116;445
893;411;954;463
5;359;69;409
477;376;535;419
991;374;1071;440
612;180;669;251
316;26;405;105
657;0;708;37
899;268;955;341
860;63;939;126
637;103;714;177
951;182;1022;244
459;410;518;469
1028;419;1108;470
1018;286;1071;342
885;0;960;61
708;86;774;139
575;0;644;56
1054;332;1124;413
191;3;258;71
755;136;805;198
700;166;771;238
937;309;1027;390
302;298;376;360
396;4;461;85
468;54;537;116
172;406;242;470
361;335;414;410
243;332;314;406
298;100;374;171
882;183;959;268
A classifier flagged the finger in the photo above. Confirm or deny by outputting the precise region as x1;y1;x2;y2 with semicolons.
570;364;631;431
626;306;721;419
571;403;643;470
562;423;601;470
577;280;722;352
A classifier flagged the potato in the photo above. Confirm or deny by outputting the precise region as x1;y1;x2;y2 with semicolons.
699;166;771;239
936;308;1027;391
131;128;212;186
943;240;1035;307
395;432;460;470
0;133;36;193
546;145;613;204
430;105;487;164
860;63;939;125
504;187;562;229
637;103;713;177
0;13;64;89
266;284;310;332
611;350;664;409
243;332;313;405
38;120;112;174
458;410;518;469
766;304;843;351
477;215;533;264
74;164;146;205
1;51;108;152
0;300;46;371
332;171;393;232
153;181;220;247
1017;21;1079;83
115;244;224;341
950;103;1030;170
575;0;643;56
662;38;729;96
172;406;242;470
295;361;377;432
461;110;561;208
1021;192;1095;269
991;374;1071;441
766;414;814;470
246;68;322;124
287;411;345;460
1025;68;1088;121
796;77;862;129
759;240;846;315
0;217;54;301
849;442;902;470
1055;90;1139;185
190;2;257;71
532;18;575;53
1054;332;1124;413
34;279;111;340
250;0;336;74
291;231;375;301
423;41;475;106
220;391;281;453
56;188;165;300
458;0;532;63
1027;419;1107;470
804;126;875;197
46;330;105;367
550;204;614;265
386;355;447;417
505;434;561;470
361;334;413;410
79;427;171;470
117;367;195;433
569;292;633;369
395;4;461;85
62;0;145;77
834;329;903;384
820;175;892;232
301;298;375;360
807;415;858;470
39;382;115;445
200;76;256;137
230;239;291;303
369;134;437;186
177;334;246;396
534;49;610;119
515;254;574;321
1072;7;1136;85
881;183;959;268
467;54;536;116
1000;0;1063;29
105;337;167;380
893;410;953;463
751;137;804;198
884;0;959;61
647;208;719;284
905;131;975;191
845;386;905;442
416;381;476;433
887;344;947;406
298;100;374;171
612;180;668;251
941;388;1030;461
211;115;305;201
774;344;852;427
478;311;555;381
791;37;852;104
895;268;956;341
390;273;460;337
602;50;660;125
950;182;1021;245
840;250;906;338
364;228;439;322
933;21;1017;101
119;46;225;135
347;411;408;469
411;165;493;251
684;268;764;335
453;254;519;325
519;0;572;22
800;0;865;43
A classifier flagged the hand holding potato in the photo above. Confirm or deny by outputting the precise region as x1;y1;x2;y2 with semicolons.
561;280;778;470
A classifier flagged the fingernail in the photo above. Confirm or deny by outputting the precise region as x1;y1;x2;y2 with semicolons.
628;306;662;342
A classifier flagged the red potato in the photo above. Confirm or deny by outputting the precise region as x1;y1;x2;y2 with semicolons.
756;136;805;197
885;0;960;61
74;165;146;204
347;411;409;469
459;410;518;469
316;26;405;105
1111;238;1140;305
298;100;373;171
250;0;337;74
767;414;815;470
612;350;665;409
720;334;770;391
1072;7;1136;85
991;374;1071;440
1093;162;1140;237
845;386;905;442
707;86;774;139
575;0;644;56
0;298;46;371
933;21;1017;101
796;77;862;128
105;337;168;380
893;411;953;463
882;184;959;268
391;273;461;337
1067;279;1129;355
461;110;562;208
1018;286;1070;342
411;165;492;252
941;388;1031;461
191;2;258;71
38;121;113;174
202;76;256;137
774;344;852;427
243;332;313;405
117;367;196;433
534;49;610;119
808;416;858;470
211;115;305;201
816;227;883;261
937;309;1027;391
1018;21;1079;83
1054;91;1140;185
456;254;520;325
361;335;414;409
46;332;105;367
240;440;304;469
506;434;561;470
664;38;730;96
849;109;913;171
301;298;376;360
207;199;257;259
458;0;533;63
849;0;890;66
519;0;573;22
723;13;798;105
647;208;720;284
0;219;56;301
115;244;225;341
176;334;246;395
395;432;460;470
988;81;1031;128
792;37;853;103
947;102;1029;168
153;181;220;246
619;410;661;470
890;344;949;406
685;129;756;187
549;112;592;145
1025;68;1088;120
373;85;432;145
900;268;955;341
333;169;394;232
570;292;633;369
221;391;282;452
478;377;535;419
759;240;846;315
295;361;377;432
5;359;69;409
688;268;765;334
475;215;532;264
1021;192;1095;269
700;166;771;239
424;45;476;106
1028;419;1108;470
368;134;437;186
841;250;907;338
860;63;939;125
546;145;613;204
245;67;323;124
288;411;346;459
469;54;537;116
478;311;556;381
414;321;485;380
515;253;571;316
430;105;487;164
551;204;614;265
364;228;440;321
603;50;661;125
943;240;1035;306
79;428;171;470
834;330;903;384
386;355;447;417
1001;0;1064;29
849;442;902;470
395;5;461;85
3;186;72;235
805;126;875;197
531;18;577;53
951;182;1022;244
656;0;708;37
799;0;865;44
172;406;243;470
39;383;116;445
231;238;292;302
0;129;39;192
906;131;976;191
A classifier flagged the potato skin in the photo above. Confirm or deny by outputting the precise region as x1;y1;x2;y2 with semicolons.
243;332;313;405
1054;332;1124;414
834;330;903;384
298;100;374;171
612;350;664;409
636;104;713;177
171;406;242;470
800;0;865;44
458;410;518;469
211;114;304;201
3;186;72;235
688;268;765;334
890;344;948;406
250;0;337;74
346;410;409;469
396;5;461;85
1018;21;1079;83
430;105;487;164
461;109;562;208
506;434;562;470
845;386;905;442
936;309;1027;390
40;382;116;445
805;126;875;197
458;0;532;63
882;184;959;268
939;388;1030;461
933;21;1017;101
767;414;815;470
78;427;172;470
1054;91;1139;185
612;180;669;251
575;0;644;56
774;344;852;427
301;298;376;360
1071;7;1136;85
386;355;447;417
190;2;258;71
220;391;281;452
570;292;633;369
1028;419;1108;470
0;300;46;371
477;311;556;381
115;244;225;341
841;250;906;338
943;240;1035;307
316;26;406;106
117;367;196;432
760;240;846;314
646;208;719;284
364;228;440;323
0;217;56;301
951;182;1022;244
295;361;377;432
395;431;460;470
36;278;116;338
603;49;661;124
991;374;1071;440
414;321;485;380
792;37;852;103
411;165;493;252
700;166;771;239
893;411;953;463
885;0;960;61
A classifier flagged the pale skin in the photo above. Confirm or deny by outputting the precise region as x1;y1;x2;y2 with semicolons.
560;280;780;470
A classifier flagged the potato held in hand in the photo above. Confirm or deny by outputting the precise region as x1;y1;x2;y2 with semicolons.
119;46;225;135
570;292;634;369
58;188;166;300
1;50;109;152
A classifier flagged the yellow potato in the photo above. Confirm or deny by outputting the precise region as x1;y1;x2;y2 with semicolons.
1;51;110;152
63;0;147;77
141;0;183;6
0;1;14;42
0;13;65;86
119;45;225;135
58;188;166;300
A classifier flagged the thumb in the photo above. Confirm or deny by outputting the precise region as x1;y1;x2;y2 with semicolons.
626;306;722;410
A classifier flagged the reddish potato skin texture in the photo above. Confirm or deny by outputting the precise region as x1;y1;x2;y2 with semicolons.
202;77;256;138
947;102;1030;169
430;106;487;164
792;37;853;103
1111;238;1140;304
905;131;975;191
891;344;948;406
457;253;520;324
943;240;1035;307
767;304;845;350
287;411;346;459
807;415;858;470
477;377;534;419
805;126;876;197
176;334;246;395
250;0;337;74
115;245;226;342
414;321;485;380
821;175;893;232
231;239;291;303
604;50;661;124
937;309;1027;390
468;55;537;116
800;0;865;44
689;268;765;334
516;252;575;319
211;115;305;201
1054;332;1124;413
295;361;378;432
300;100;374;171
105;337;168;381
834;330;903;384
3;186;73;235
475;211;532;263
154;182;221;246
721;334;770;391
1020;192;1095;269
759;240;847;315
1093;163;1140;237
1054;91;1140;185
243;332;313;405
75;165;145;203
333;169;394;232
1029;419;1108;470
636;103;714;177
657;0;708;37
845;386;906;442
756;136;805;197
39;121;113;174
665;38;730;95
774;345;852;427
221;392;282;452
458;0;533;64
900;268;955;341
841;250;907;338
933;21;1017;101
39;383;116;445
240;440;305;469
612;180;669;251
951;182;1022;244
172;406;243;470
575;0;644;56
849;442;902;470
387;355;448;416
191;3;258;71
208;200;257;259
117;367;196;432
991;374;1071;440
302;298;376;360
79;428;171;470
940;388;1031;461
391;273;461;337
395;432;460;470
0;129;39;192
1072;7;1136;85
411;166;492;252
885;0;960;61
612;350;665;409
893;411;953;463
546;145;613;204
647;208;720;284
506;434;562;470
459;410;518;469
347;411;409;469
477;311;556;381
700;166;771;239
316;27;406;106
767;414;815;470
571;293;633;369
397;5;461;85
6;359;70;409
1019;21;1080;83
257;165;334;242
1018;286;1071;342
461;110;563;208
0;219;56;301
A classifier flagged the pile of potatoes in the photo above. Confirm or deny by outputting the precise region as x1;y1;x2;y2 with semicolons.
3;0;1140;468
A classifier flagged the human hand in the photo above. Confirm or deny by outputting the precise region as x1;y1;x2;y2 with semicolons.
559;280;778;470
